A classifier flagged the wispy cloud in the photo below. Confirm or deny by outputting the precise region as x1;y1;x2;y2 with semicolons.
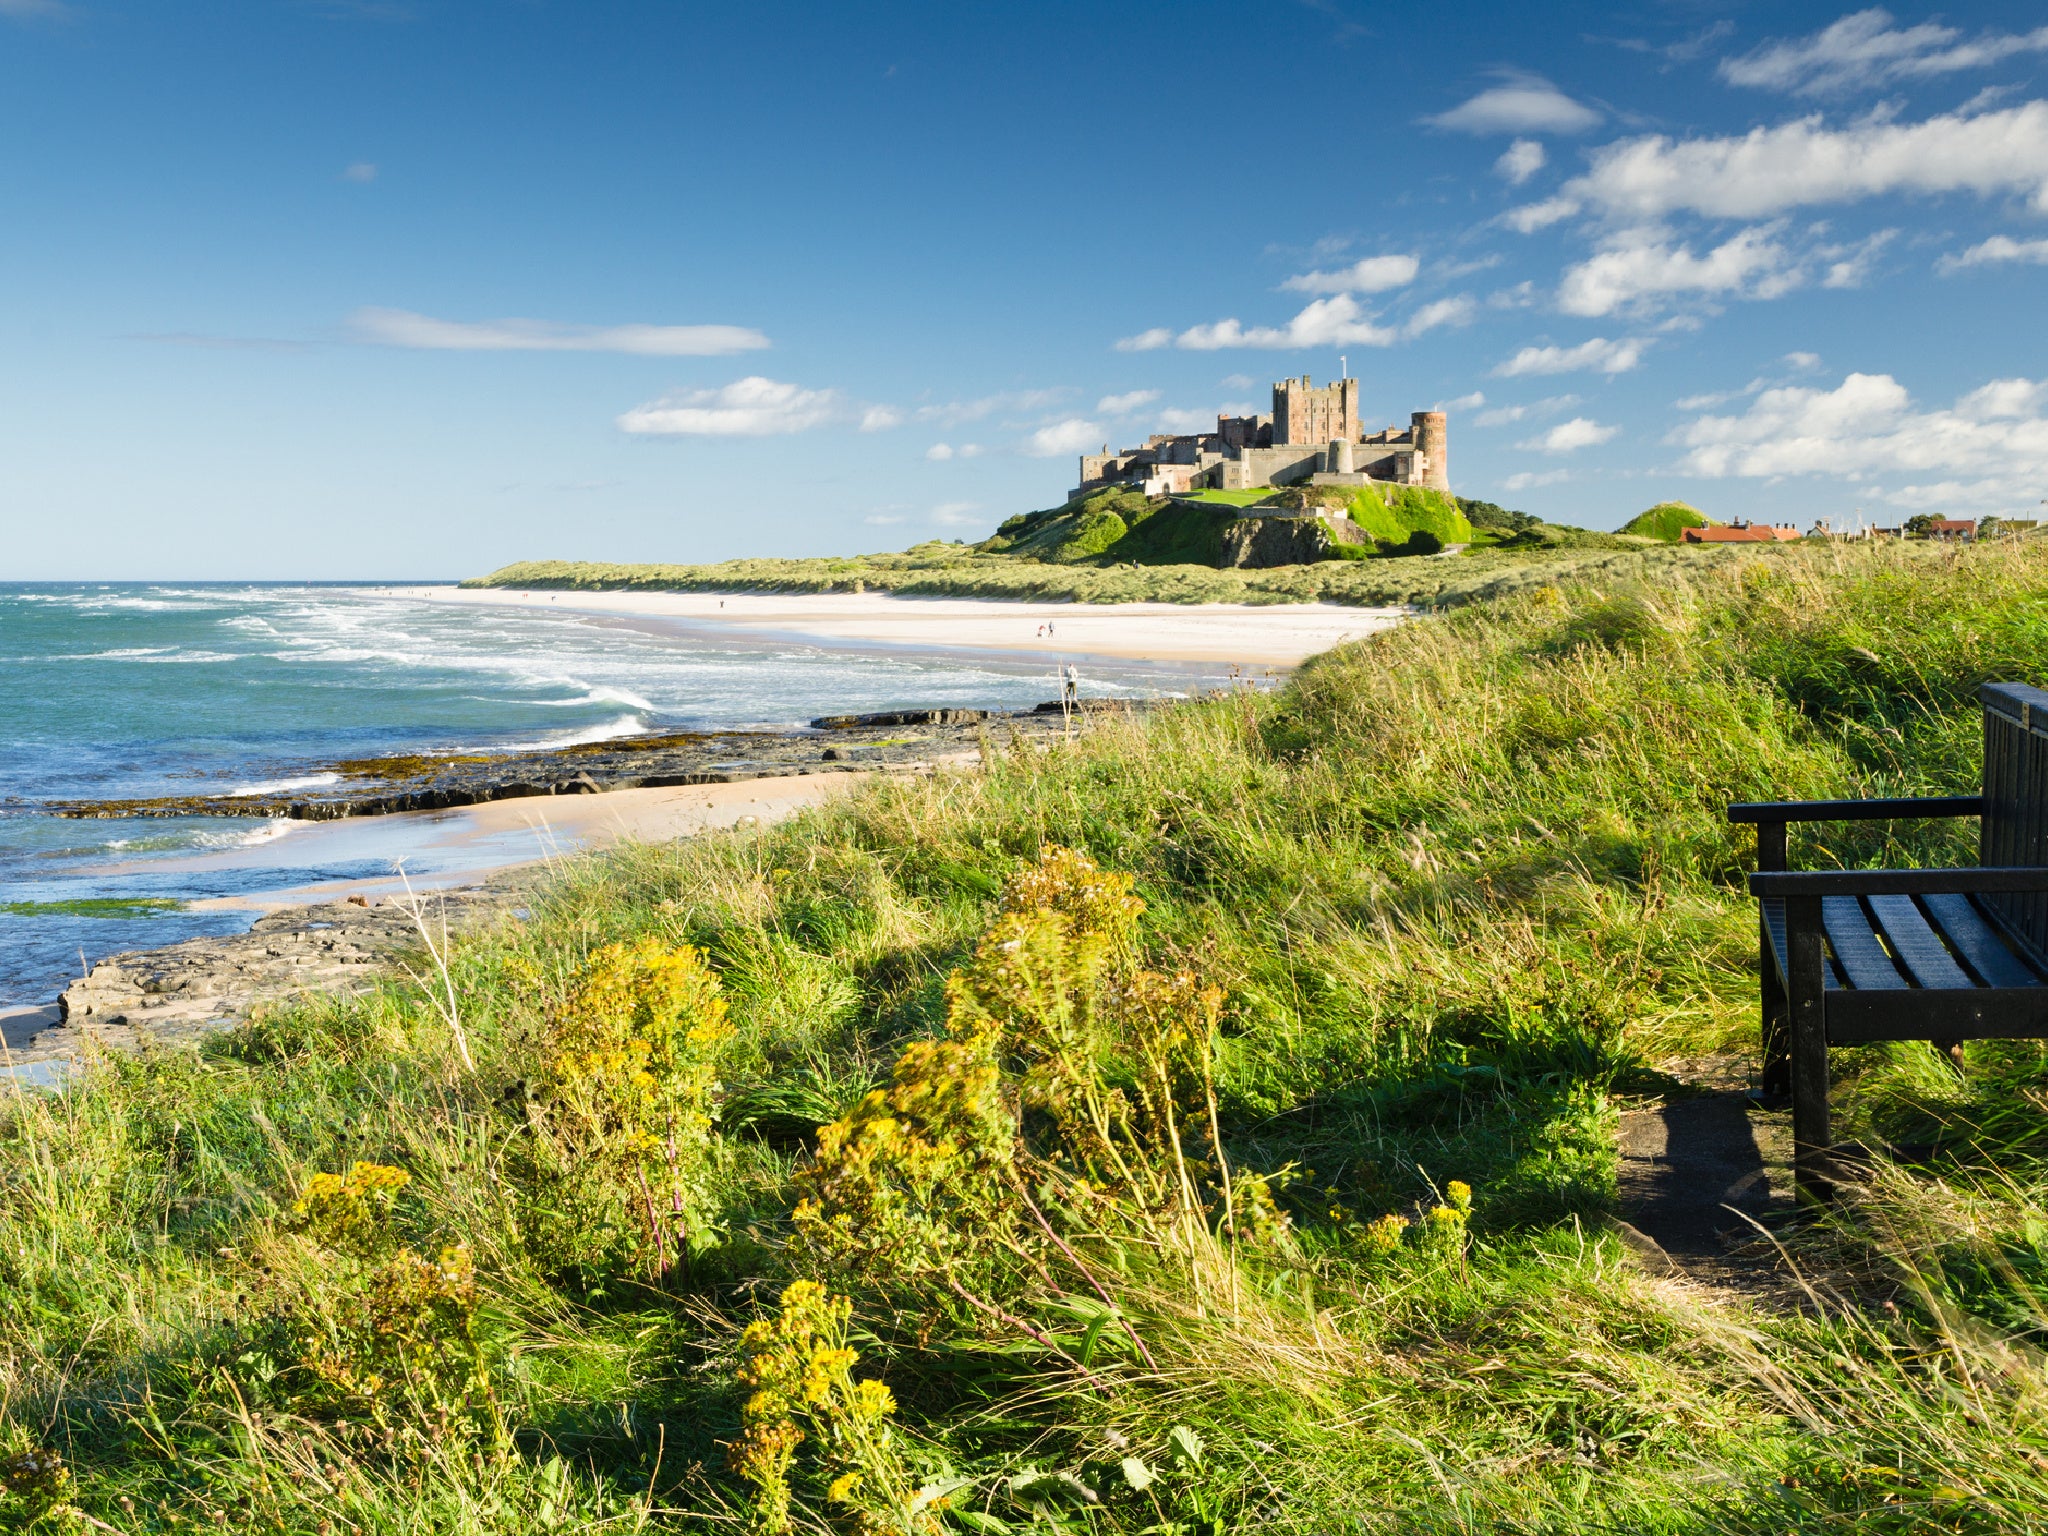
1424;72;1600;134
931;500;983;525
616;377;837;436
1493;337;1649;377
124;331;310;353
1940;233;2048;272
352;306;770;356
1721;10;2048;97
1503;468;1572;491
1097;389;1161;415
1475;394;1581;426
342;162;378;183
925;442;984;461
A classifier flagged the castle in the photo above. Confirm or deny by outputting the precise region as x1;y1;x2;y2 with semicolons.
1075;376;1449;500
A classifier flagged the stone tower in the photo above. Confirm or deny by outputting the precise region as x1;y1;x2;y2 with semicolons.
1411;410;1448;491
1273;376;1360;447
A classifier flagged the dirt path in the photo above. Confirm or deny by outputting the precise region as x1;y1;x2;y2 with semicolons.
1616;1082;1803;1302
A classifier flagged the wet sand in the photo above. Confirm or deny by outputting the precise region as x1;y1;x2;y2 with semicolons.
158;775;871;912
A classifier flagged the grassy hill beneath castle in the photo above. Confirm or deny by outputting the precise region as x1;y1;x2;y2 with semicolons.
469;488;1675;608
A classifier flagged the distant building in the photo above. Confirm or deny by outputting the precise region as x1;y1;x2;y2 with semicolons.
1682;521;1801;544
1076;376;1448;499
1928;518;1978;540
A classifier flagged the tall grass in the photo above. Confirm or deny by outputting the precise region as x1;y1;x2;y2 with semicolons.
5;537;2048;1533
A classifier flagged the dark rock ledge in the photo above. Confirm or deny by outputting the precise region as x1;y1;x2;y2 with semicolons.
46;702;1135;823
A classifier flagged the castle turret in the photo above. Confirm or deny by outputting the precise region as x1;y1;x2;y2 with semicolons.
1411;410;1448;491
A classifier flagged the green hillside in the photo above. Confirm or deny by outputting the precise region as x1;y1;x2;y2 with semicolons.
1620;500;1713;542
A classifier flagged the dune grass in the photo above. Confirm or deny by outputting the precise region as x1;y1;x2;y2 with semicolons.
464;539;1723;609
7;538;2048;1533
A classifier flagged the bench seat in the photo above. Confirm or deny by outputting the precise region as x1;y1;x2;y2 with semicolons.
1760;893;2048;1041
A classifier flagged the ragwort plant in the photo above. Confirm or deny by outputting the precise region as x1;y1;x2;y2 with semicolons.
518;936;735;1281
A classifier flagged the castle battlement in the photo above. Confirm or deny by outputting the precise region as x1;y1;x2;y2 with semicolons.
1075;377;1447;501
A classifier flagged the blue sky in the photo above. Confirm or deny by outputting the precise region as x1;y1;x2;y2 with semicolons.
3;0;2047;578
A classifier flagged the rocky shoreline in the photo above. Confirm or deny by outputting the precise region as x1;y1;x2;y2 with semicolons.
2;886;512;1082
4;698;1143;1081
46;700;1129;822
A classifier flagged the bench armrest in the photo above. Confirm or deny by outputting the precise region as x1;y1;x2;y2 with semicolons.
1749;866;2048;897
1728;796;1983;825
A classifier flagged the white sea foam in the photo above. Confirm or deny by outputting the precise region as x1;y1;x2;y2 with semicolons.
227;773;342;798
495;714;650;752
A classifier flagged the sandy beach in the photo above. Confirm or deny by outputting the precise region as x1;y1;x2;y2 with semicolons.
162;775;869;911
416;586;1405;667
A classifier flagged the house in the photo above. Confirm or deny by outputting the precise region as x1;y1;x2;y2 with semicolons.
1680;521;1802;544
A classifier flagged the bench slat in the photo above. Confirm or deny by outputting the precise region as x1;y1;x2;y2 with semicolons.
1823;896;1909;989
1763;898;1843;990
1922;893;2043;988
1867;895;1976;990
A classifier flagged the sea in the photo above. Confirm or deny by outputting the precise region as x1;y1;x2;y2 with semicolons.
0;583;1211;1012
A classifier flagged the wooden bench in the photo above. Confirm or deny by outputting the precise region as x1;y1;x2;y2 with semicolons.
1729;681;2048;1201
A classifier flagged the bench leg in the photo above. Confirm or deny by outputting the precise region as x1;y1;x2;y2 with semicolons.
1757;818;1790;1101
1786;895;1833;1205
1760;916;1790;1101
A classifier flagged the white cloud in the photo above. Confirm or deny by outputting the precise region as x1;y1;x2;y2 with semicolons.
1425;73;1601;134
1475;394;1581;426
1219;373;1256;389
859;405;905;432
1097;389;1161;415
1153;407;1222;434
1280;254;1421;294
1498;197;1581;234
1493;336;1650;377
864;514;907;525
616;377;838;437
1558;224;1800;317
1720;10;2048;97
925;442;984;461
353;307;770;356
1940;233;2048;271
1503;468;1572;491
1672;370;2048;509
1440;390;1487;411
1134;294;1398;352
1116;328;1174;353
1488;280;1538;308
1820;228;1897;288
1404;295;1477;336
1496;138;1547;185
1519;417;1618;453
1024;418;1104;458
931;501;983;525
1566;102;2048;221
909;389;1067;426
1785;351;1824;370
342;162;378;183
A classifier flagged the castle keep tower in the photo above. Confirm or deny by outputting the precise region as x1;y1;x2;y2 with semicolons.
1411;410;1448;491
1273;375;1359;447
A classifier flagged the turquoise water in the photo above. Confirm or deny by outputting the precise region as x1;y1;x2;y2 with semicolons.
0;583;1203;1009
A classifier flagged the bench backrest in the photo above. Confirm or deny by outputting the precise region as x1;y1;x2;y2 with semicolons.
1981;682;2048;959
